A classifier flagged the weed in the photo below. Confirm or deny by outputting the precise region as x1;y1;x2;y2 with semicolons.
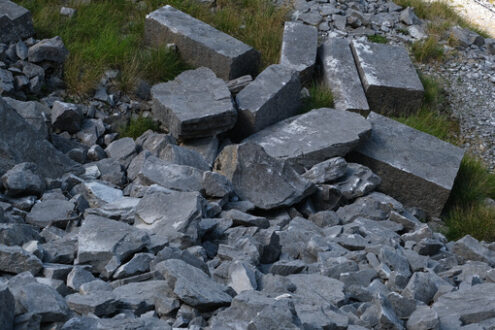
118;116;161;139
367;34;388;44
301;83;335;113
397;28;409;35
445;204;495;242
411;36;444;63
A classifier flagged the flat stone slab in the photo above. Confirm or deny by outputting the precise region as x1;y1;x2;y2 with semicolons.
280;22;318;83
145;5;260;80
319;38;370;115
233;64;301;140
151;67;237;140
0;0;34;43
348;112;464;217
351;40;424;116
244;108;372;172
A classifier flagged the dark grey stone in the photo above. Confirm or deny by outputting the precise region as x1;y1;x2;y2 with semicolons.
145;5;260;80
95;158;126;187
453;235;495;266
40;238;76;264
104;137;137;168
0;284;14;330
449;25;485;48
202;171;233;198
320;38;370;114
26;199;76;228
158;144;210;170
280;21;318;83
0;0;34;43
51;101;83;134
28;36;68;63
233;64;301;139
332;162;381;200
351;41;424;116
66;267;95;291
406;305;439;330
76;119;105;147
0;69;14;94
349;112;465;217
222;209;269;228
244;108;371;172
3;97;49;138
214;143;315;210
180;136;219;166
0;223;41;246
113;252;153;279
226;74;252;94
0;245;42;274
402;272;438;304
270;260;306;275
66;291;117;317
1;162;45;197
151;67;236;139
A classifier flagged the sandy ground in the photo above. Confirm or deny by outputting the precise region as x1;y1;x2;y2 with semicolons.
429;0;495;37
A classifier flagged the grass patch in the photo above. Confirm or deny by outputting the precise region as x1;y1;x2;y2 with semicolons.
367;34;388;44
411;36;444;63
118;116;161;139
301;83;335;113
20;0;289;95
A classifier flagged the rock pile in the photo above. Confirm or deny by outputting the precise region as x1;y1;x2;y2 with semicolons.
0;1;494;330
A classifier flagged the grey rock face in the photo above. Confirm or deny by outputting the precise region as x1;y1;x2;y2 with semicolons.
0;97;79;178
3;97;49;138
154;259;232;311
302;157;348;184
0;245;42;274
228;261;257;293
145;5;260;80
0;0;34;43
351;41;424;116
26;199;76;228
112;280;168;315
51;101;83;134
233;64;301;139
320;38;370;114
66;291;117;317
332;162;381;200
104;137;137;168
0;69;14;94
113;252;153;279
453;235;495;266
159;144;210;170
1;162;46;197
28;36;69;63
202;171;233;198
214;143;315;210
449;25;485;48
349;112;464;217
245;108;371;172
407;305;439;330
280;22;318;83
66;267;96;291
433;283;495;329
151;67;236;140
0;284;14;330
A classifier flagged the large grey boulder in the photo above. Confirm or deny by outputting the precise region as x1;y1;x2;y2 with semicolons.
112;280;169;315
154;259;232;311
432;283;495;329
452;235;495;266
351;40;424;116
319;38;370;114
0;0;34;43
1;162;46;197
0;97;79;178
244;108;371;172
0;245;42;274
26;199;77;228
0;284;14;330
214;143;315;210
3;97;49;138
233;64;301;139
280;22;318;83
145;5;260;80
349;112;464;217
151;67;236;140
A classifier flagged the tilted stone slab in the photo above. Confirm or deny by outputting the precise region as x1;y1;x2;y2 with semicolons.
151;67;237;140
351;40;424;116
233;64;301;140
280;22;318;84
319;38;370;115
145;5;260;80
0;0;34;43
244;108;372;172
348;112;464;217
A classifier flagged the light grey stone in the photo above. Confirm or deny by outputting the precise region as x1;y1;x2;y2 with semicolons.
26;199;76;228
0;245;42;274
65;291;116;317
158;143;210;170
113;252;153;279
453;235;495;266
228;261;257;293
145;5;260;80
226;74;252;94
280;21;318;83
151;67;236;139
28;36;68;63
60;6;76;18
78;181;123;208
222;209;269;228
244;108;371;172
400;7;420;25
104;137;137;168
288;274;346;306
349;112;465;217
66;267;95;291
449;25;485;48
332;162;381;200
407;305;439;330
351;41;424;116
214;143;315;210
302;157;348;184
233;64;301;139
320;38;370;114
0;0;34;43
402;272;438;304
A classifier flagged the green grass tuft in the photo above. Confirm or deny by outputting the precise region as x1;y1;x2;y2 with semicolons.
118;116;161;139
301;83;335;113
367;34;388;44
411;36;445;63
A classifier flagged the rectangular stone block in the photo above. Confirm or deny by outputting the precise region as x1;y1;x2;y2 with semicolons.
351;40;424;116
233;64;301;140
0;0;34;43
280;22;318;84
348;112;464;217
319;38;370;115
145;5;260;81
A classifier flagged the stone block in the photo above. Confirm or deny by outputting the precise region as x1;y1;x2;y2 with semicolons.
233;64;301;140
0;0;34;43
348;112;464;217
351;40;424;116
319;38;369;115
280;22;318;83
145;5;260;80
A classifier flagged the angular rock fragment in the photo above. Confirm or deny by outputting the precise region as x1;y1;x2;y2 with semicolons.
351;41;424;116
51;101;83;134
3;97;49;138
159;144;210;170
1;162;46;197
151;67;236;140
228;261;257;293
406;305;439;330
245;108;371;172
0;0;34;43
112;280;169;315
26;199;77;228
0;245;42;274
452;235;495;266
302;157;348;184
349;112;464;217
113;252;153;279
214;143;315;210
280;22;318;83
233;64;301;139
320;38;370;114
28;36;69;63
104;137;137;168
0;284;14;330
145;5;260;80
65;291;117;317
331;163;381;200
